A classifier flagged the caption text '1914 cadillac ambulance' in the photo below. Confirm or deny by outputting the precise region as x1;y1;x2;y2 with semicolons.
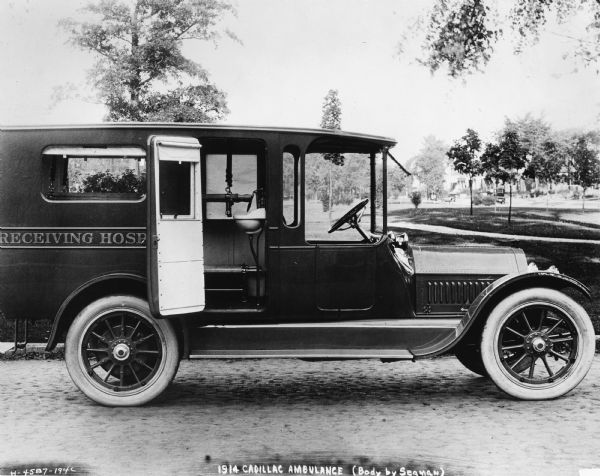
0;123;595;405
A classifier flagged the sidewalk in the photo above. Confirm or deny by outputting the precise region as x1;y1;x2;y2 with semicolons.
389;220;600;244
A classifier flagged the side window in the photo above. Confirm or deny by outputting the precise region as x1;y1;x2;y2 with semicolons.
304;146;381;241
204;153;258;218
159;161;192;217
282;146;300;227
42;146;146;201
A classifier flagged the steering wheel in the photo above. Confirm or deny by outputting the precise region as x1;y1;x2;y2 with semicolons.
328;198;369;234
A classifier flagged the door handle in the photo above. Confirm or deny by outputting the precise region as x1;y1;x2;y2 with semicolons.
152;235;160;249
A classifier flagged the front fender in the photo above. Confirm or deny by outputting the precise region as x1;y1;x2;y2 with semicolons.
468;271;591;320
459;271;590;343
420;272;591;357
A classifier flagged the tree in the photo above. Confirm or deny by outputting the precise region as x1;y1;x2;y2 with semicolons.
409;136;448;200
504;115;552;157
405;1;600;77
319;89;343;218
447;128;483;215
569;133;600;211
320;89;344;165
60;0;235;122
523;139;566;209
481;130;528;223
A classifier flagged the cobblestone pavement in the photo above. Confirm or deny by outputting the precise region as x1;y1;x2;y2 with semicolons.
1;356;600;476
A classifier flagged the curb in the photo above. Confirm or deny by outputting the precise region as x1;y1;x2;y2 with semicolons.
0;342;63;358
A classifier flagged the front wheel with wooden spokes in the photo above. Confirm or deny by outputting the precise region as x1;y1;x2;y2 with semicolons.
481;288;595;400
65;295;179;406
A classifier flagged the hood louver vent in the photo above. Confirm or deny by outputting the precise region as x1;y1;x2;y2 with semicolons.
427;280;492;305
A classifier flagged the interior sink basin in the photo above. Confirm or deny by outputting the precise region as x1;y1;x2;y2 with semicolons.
233;208;266;234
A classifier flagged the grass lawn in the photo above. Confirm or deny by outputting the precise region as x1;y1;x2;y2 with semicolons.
388;206;600;240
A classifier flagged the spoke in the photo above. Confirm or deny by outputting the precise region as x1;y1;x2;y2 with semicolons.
550;337;574;344
135;359;154;372
502;343;524;351
120;313;126;337
86;348;109;353
119;365;124;387
538;309;547;331
128;320;141;339
541;355;554;377
128;364;141;384
509;352;529;371
549;350;570;363
528;357;537;379
105;320;116;339
137;350;160;355
134;334;155;345
103;363;116;382
546;318;564;336
522;311;533;332
91;332;110;344
90;357;110;370
505;327;525;339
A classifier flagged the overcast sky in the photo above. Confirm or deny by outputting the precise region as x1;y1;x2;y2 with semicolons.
1;0;599;161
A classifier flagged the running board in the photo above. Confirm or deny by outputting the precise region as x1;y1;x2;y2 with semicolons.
188;318;461;359
190;349;414;359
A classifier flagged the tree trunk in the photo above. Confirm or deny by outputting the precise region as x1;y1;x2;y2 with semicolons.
493;181;497;213
508;182;513;225
129;2;141;115
582;187;586;212
328;163;332;224
469;178;473;216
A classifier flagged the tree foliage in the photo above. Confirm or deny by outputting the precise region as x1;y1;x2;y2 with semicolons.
419;0;499;77
320;89;344;166
409;135;448;198
82;169;146;194
60;0;235;121
409;0;600;77
569;133;600;210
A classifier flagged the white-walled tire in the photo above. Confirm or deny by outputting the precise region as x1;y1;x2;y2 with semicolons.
65;295;179;406
481;288;595;400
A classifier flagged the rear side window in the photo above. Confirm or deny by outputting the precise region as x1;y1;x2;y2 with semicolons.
42;146;146;201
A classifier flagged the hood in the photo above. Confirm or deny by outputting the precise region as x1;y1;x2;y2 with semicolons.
411;245;528;315
411;245;528;276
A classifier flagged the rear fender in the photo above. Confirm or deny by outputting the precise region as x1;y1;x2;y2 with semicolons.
45;273;146;351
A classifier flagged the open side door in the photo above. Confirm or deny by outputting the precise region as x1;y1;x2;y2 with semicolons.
148;136;204;317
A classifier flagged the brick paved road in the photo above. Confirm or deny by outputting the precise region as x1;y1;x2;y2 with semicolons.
1;357;600;476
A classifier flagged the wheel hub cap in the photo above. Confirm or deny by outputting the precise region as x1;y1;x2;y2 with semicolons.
531;336;547;353
112;342;131;361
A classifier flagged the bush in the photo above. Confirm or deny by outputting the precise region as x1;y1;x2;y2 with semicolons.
472;193;483;205
482;195;495;206
410;191;422;209
82;169;146;194
529;189;543;198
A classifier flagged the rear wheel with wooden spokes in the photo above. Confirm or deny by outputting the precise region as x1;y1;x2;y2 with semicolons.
65;295;179;406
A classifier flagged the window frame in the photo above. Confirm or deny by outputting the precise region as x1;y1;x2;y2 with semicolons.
41;145;147;204
282;145;301;228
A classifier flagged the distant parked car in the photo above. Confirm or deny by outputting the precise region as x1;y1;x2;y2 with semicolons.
496;186;506;204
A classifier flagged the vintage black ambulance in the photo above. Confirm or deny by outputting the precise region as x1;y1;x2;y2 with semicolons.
0;124;595;405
